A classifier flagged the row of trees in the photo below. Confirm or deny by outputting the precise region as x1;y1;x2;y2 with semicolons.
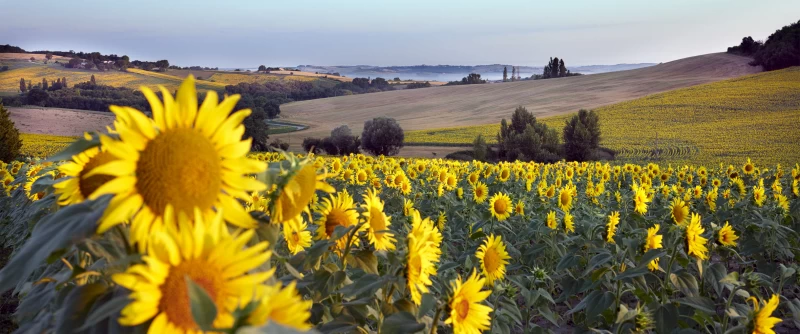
445;73;486;85
502;66;523;82
473;106;602;162
532;57;581;80
19;77;71;93
302;118;405;156
728;19;800;71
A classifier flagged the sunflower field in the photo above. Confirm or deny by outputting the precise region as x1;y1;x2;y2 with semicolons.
1;76;800;334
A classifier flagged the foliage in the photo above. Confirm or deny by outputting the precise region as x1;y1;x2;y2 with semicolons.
269;138;289;151
750;19;800;71
301;137;324;154
446;73;486;85
0;104;22;162
405;81;432;89
327;125;361;155
361;117;405;156
405;67;800;166
473;134;488;161
497;106;561;162
727;36;763;56
563;109;601;162
534;57;582;80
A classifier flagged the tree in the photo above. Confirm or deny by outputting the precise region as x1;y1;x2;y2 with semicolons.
27;89;49;106
361;117;404;156
155;60;170;71
19;78;26;93
29;57;35;62
0;104;22;162
90;75;96;85
497;106;560;162
473;134;487;161
62;77;67;88
41;78;48;90
551;57;560;78
269;138;289;151
511;67;516;82
258;65;267;72
559;59;567;77
45;53;53;60
242;108;269;151
68;58;82;68
503;66;508;82
750;19;800;71
302;137;324;154
84;62;94;70
563;109;601;161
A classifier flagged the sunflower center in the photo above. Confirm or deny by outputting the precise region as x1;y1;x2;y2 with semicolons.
79;151;118;199
136;128;221;216
484;249;500;273
160;259;224;330
325;208;350;237
560;192;570;206
456;299;470;320
494;199;507;214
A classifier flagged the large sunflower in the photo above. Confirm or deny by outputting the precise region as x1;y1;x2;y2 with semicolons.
406;211;442;305
315;190;361;250
247;282;313;330
88;76;267;246
488;192;512;221
53;146;118;206
113;210;273;333
273;162;334;224
558;187;574;212
717;221;739;247
749;294;781;334
475;234;510;286
472;182;488;203
362;188;396;251
444;270;493;334
685;213;708;260
670;198;689;227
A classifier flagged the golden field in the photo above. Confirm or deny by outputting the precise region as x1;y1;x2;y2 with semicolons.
406;66;800;166
18;133;77;157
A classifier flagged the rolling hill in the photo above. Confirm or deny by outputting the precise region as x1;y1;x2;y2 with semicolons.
277;53;761;139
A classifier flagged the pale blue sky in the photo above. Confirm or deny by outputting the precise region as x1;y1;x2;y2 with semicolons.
2;0;797;67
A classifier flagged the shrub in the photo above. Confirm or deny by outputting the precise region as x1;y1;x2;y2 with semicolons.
563;109;601;161
27;89;49;106
269;138;289;151
301;137;324;154
497;106;560;162
361;117;404;156
0;104;22;162
243;108;270;151
473;134;487;161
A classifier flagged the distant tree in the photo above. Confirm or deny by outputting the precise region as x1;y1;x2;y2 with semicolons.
27;81;32;91
511;66;516;82
503;66;508;82
750;20;800;71
243;108;269;151
27;89;49;106
325;125;360;155
406;81;432;89
29;57;36;62
19;78;26;93
352;78;370;89
45;53;53;60
497;106;560;162
0;104;22;162
361;117;404;156
67;58;82;68
263;101;281;119
559;59;567;77
258;65;267;72
302;137;324;154
563;109;601;161
62;77;67;88
41;78;48;90
155;60;170;71
84;62;94;70
393;77;401;81
551;57;560;78
90;74;96;85
371;77;389;89
473;134;487;161
269;138;289;151
0;66;8;72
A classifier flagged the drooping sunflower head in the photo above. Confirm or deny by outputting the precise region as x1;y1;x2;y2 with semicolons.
53;146;118;206
685;213;708;260
362;188;396;251
606;211;620;244
475;234;511;286
749;294;781;334
113;209;274;333
444;270;493;334
406;212;441;305
717;221;738;247
488;192;512;221
644;224;663;253
89;76;268;243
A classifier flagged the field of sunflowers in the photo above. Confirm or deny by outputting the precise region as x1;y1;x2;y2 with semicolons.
405;67;800;167
1;76;800;333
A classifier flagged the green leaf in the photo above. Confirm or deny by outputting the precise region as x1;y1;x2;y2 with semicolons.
613;266;649;281
437;262;459;275
418;293;435;317
186;276;218;331
55;283;108;334
239;321;321;333
556;253;579;271
381;312;425;334
705;263;727;298
76;294;131;331
670;271;700;297
639;249;666;268
654;303;678;334
582;252;613;277
353;250;378;274
499;298;524;325
676;296;716;315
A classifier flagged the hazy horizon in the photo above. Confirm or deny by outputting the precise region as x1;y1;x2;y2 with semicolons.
2;0;798;68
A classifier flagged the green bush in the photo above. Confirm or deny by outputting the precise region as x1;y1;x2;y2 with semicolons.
0;104;22;162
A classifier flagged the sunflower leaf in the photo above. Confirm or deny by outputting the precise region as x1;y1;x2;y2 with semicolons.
186;276;218;331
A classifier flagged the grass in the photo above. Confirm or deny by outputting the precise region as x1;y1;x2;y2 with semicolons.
405;67;800;166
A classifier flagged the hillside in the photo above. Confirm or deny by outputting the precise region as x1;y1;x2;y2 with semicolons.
407;67;800;166
277;53;761;139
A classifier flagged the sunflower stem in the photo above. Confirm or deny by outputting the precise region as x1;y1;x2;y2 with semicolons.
661;237;681;303
429;305;444;334
721;286;739;333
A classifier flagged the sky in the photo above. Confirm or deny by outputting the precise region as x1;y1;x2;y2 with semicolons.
1;0;798;68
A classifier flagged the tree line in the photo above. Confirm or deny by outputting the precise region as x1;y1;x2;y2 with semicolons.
727;19;800;71
445;73;487;85
302;118;405;156
531;57;582;80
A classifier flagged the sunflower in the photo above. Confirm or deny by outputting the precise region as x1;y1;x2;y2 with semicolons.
406;212;442;305
315;190;361;250
88;76;268;245
362;188;396;251
514;200;525;216
472;182;488;203
753;185;766;207
53;146;118;206
475;234;510;286
488;192;512;221
633;185;650;215
284;217;312;255
670;198;689;227
545;185;556;198
606;211;620;244
403;199;416;217
444;173;458;190
546;210;558;230
437;212;447;231
247;282;312;330
749;294;781;334
742;158;755;175
558;187;574;212
643;224;663;271
685;213;708;260
113;210;273;333
497;167;511;182
24;172;52;201
717;221;738;247
444;270;493;334
467;171;480;185
564;212;575;234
